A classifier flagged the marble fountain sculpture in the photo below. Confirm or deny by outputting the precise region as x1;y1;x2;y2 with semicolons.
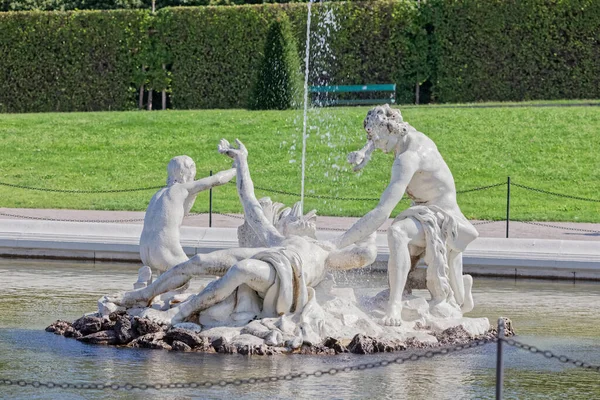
47;105;497;355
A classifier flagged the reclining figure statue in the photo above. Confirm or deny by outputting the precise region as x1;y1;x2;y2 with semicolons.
336;104;478;326
109;139;377;327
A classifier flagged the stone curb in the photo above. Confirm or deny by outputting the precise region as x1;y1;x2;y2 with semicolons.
0;219;598;280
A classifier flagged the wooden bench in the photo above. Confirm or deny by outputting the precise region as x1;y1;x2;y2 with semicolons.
309;83;396;106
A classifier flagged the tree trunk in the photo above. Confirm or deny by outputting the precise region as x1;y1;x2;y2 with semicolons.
147;89;153;111
162;64;167;110
139;84;145;109
415;82;420;105
139;66;146;109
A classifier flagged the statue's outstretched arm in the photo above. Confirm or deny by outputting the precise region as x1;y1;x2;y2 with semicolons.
184;168;236;195
325;232;377;271
336;153;419;249
218;139;284;247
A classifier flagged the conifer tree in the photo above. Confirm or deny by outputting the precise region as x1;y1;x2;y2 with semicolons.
250;15;302;110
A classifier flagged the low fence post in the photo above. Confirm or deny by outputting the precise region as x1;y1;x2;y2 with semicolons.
496;318;505;400
506;176;511;238
209;170;213;228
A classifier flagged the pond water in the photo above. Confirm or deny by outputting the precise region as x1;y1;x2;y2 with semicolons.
0;260;599;399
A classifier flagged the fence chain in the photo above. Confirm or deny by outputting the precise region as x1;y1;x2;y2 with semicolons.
0;181;164;194
456;182;506;194
472;220;500;226
0;211;145;224
0;338;493;391
253;183;506;201
0;211;210;224
512;183;600;202
212;212;245;221
502;338;600;372
518;220;600;234
252;184;382;202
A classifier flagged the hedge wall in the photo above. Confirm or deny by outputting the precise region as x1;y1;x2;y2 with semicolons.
429;0;600;102
0;10;148;112
1;0;599;112
162;1;423;109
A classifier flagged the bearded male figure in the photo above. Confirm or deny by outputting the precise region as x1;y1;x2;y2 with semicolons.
335;104;478;326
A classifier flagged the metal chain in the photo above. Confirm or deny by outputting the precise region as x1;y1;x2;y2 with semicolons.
472;220;500;226
321;226;388;233
502;338;600;372
0;211;146;224
0;181;164;194
211;212;246;221
456;182;506;194
252;184;382;202
512;182;600;202
0;211;210;224
518;220;600;234
0;339;493;391
253;183;507;201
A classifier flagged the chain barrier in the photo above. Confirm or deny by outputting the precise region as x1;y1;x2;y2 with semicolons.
456;182;506;194
0;181;164;194
0;211;145;224
472;220;500;226
2;336;597;391
252;184;382;202
501;337;600;372
0;338;493;391
518;220;600;234
212;212;245;221
0;211;212;224
253;182;505;201
511;183;600;203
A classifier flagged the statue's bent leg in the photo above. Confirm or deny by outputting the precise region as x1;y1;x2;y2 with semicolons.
384;217;425;326
142;258;276;325
110;248;265;308
447;250;465;306
447;220;478;313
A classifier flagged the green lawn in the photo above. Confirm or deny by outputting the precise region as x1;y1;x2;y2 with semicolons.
0;103;599;222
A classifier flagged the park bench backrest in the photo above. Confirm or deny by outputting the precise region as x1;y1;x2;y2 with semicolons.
309;83;396;106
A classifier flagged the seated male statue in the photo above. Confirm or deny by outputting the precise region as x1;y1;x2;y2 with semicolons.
335;104;478;326
140;155;236;275
111;139;377;326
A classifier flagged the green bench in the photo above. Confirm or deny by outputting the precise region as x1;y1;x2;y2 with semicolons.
309;83;396;106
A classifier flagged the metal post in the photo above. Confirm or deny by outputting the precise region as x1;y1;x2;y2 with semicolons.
209;170;213;228
496;318;505;400
506;176;511;238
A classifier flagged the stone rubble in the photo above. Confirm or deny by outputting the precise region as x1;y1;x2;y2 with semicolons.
45;313;513;356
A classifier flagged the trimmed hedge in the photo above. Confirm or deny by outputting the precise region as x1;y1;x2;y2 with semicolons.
1;0;599;112
0;10;148;112
162;1;423;109
429;0;600;102
251;14;302;109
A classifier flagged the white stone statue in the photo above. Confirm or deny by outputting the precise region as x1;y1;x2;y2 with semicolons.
337;104;478;326
110;139;377;329
139;155;236;275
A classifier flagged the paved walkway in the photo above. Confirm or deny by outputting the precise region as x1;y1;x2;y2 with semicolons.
0;207;598;241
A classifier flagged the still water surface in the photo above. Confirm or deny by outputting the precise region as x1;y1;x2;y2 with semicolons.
0;260;599;399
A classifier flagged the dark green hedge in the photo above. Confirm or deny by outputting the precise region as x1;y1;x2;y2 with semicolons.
0;10;148;112
429;0;600;102
162;1;423;109
1;0;599;112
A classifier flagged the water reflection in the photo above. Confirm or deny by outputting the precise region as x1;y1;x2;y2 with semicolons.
0;260;599;399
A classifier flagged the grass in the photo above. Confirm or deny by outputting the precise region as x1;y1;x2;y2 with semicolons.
0;103;599;222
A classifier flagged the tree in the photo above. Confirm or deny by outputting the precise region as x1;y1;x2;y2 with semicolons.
250;14;302;110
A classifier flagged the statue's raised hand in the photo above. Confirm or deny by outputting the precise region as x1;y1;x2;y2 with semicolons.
347;140;374;172
218;139;248;160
